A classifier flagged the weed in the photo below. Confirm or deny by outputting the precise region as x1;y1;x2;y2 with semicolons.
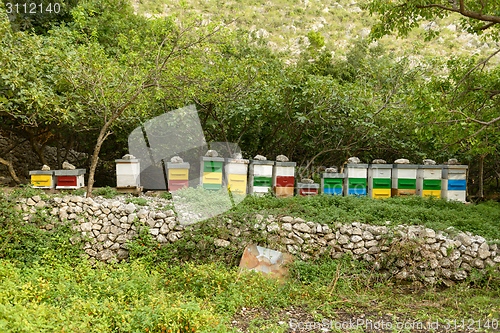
125;197;148;206
160;191;172;200
93;186;119;199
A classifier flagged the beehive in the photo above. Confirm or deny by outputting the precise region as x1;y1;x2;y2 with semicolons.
368;164;392;199
441;165;468;202
115;158;141;189
54;169;86;190
417;165;442;198
344;164;368;196
166;162;190;191
321;172;344;196
29;170;55;189
200;156;224;190
297;182;319;196
273;161;296;198
391;164;418;196
248;160;274;195
224;158;249;195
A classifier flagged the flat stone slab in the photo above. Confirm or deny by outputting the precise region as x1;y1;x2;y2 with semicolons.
239;244;293;279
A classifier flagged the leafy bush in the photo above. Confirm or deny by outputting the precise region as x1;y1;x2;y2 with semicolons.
93;186;119;199
0;191;81;266
229;195;500;240
125;197;148;206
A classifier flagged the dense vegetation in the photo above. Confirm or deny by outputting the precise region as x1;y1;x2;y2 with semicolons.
1;0;500;198
0;188;499;332
1;1;499;331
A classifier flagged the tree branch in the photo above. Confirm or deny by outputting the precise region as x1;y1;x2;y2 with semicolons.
0;157;21;184
417;2;500;24
478;22;496;31
450;109;500;126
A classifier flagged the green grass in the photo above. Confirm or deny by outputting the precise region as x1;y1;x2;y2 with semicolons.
0;254;498;333
93;186;120;199
0;188;499;332
126;197;149;206
228;194;500;240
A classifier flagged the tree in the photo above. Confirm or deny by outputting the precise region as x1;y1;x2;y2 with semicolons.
0;14;81;181
59;0;231;197
365;0;500;196
365;0;500;40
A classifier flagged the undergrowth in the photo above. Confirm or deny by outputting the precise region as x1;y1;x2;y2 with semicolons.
0;187;499;332
228;194;500;240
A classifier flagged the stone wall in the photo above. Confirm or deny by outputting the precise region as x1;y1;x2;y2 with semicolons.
17;194;500;283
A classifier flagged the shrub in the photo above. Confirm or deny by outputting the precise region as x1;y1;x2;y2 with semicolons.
93;186;119;199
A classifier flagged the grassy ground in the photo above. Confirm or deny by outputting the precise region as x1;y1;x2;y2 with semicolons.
0;188;499;332
229;194;500;241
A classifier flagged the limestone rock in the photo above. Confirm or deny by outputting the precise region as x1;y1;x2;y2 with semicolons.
371;159;386;164
124;203;136;214
205;150;218;157
253;154;267;160
347;156;360;164
170;156;183;163
214;238;230;247
267;222;280;233
276;154;289;162
325;167;337;173
122;154;136;160
456;233;472;247
453;270;467;280
477;242;491;259
337;234;349;245
394;158;410;164
96;249;114;262
300;178;314;184
116;249;129;260
62;161;76;170
423;159;436;165
41;164;51;171
231;152;243;159
293;223;311;233
351;235;363;243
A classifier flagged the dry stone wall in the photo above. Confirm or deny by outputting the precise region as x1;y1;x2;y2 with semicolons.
17;195;500;283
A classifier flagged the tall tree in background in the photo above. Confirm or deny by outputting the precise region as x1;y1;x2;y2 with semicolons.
366;0;500;40
63;0;231;197
365;0;500;197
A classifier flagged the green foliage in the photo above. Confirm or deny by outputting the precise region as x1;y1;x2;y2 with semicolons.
160;191;173;200
365;0;500;41
0;188;499;331
93;186;119;199
289;253;368;287
306;30;325;49
125;197;148;206
231;194;500;240
0;191;81;265
9;184;46;199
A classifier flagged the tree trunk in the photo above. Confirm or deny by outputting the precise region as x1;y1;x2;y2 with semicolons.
479;154;485;198
29;135;48;167
0;157;21;184
86;128;111;198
